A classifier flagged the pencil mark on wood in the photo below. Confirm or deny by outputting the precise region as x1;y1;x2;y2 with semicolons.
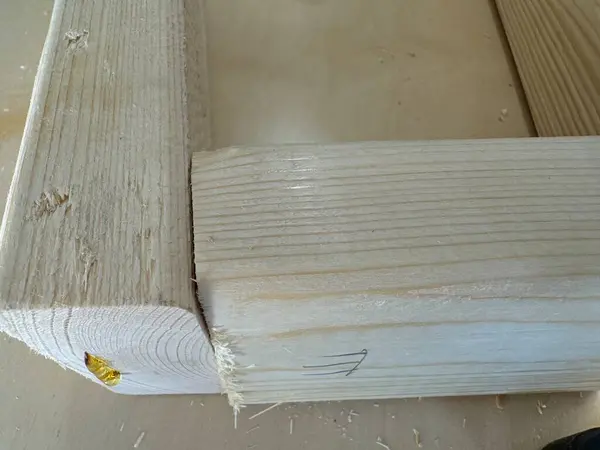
302;349;368;376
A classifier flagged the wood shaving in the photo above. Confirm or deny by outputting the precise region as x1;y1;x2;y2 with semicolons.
413;428;423;448
536;400;547;415
246;425;260;434
119;423;125;432
133;432;145;448
498;108;509;122
347;409;359;423
376;437;391;450
495;395;504;410
248;402;282;420
289;418;294;435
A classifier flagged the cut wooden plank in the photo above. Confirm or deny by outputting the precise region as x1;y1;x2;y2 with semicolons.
0;0;219;394
495;0;600;136
192;137;600;408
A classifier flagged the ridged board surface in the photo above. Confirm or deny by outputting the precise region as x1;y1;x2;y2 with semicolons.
496;0;600;136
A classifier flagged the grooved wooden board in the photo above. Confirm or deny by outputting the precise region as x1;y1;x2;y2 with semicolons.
496;0;600;136
192;137;600;406
0;0;219;394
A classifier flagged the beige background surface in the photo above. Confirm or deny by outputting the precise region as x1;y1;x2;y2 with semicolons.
0;1;598;449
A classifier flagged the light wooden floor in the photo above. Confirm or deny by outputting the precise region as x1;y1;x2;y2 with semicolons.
1;1;598;449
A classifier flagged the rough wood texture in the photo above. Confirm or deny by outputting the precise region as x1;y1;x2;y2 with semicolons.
192;137;600;407
0;0;219;394
496;0;600;136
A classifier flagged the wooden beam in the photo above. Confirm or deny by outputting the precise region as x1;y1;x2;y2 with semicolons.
192;137;600;407
495;0;600;136
0;0;219;394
